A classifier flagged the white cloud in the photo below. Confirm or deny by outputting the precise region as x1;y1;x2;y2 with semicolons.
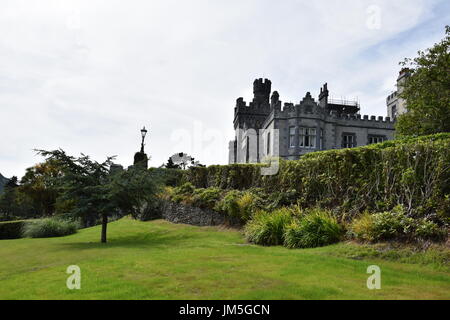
0;0;448;177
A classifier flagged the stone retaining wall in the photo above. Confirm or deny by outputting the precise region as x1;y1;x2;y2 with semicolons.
160;200;239;227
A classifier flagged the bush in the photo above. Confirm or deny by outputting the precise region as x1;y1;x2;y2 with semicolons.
236;192;259;222
244;208;293;246
266;189;299;210
284;209;343;248
170;182;196;203
349;212;376;242
0;221;27;239
175;182;195;195
415;218;447;241
351;207;409;242
23;218;78;238
216;190;261;222
191;188;222;210
216;190;242;218
350;206;447;242
148;168;184;187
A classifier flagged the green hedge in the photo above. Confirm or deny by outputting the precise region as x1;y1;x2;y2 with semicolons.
182;134;450;217
22;218;78;238
0;221;27;239
148;168;184;187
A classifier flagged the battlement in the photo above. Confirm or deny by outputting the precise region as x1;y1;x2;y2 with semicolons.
253;78;271;93
253;78;271;104
235;97;271;114
328;111;395;123
234;79;394;131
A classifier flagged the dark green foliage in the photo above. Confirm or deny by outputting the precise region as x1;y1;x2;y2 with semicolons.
23;218;78;238
149;168;183;187
165;157;180;169
175;182;196;195
284;209;343;249
184;164;265;190
181;134;450;218
0;172;8;193
109;166;162;221
0;177;21;220
191;188;222;210
396;26;450;137
244;208;293;246
35;149;161;242
414;219;447;241
0;221;26;239
216;190;242;218
266;189;298;210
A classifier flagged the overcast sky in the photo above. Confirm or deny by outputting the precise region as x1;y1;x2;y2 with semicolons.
0;0;449;178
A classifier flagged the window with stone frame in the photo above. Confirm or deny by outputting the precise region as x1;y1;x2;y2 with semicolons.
342;133;356;148
299;127;316;149
267;132;271;155
289;126;296;148
368;135;386;144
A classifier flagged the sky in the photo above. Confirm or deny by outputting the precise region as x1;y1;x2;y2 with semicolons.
0;0;449;178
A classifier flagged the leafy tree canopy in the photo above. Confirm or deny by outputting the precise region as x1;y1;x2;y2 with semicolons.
35;149;160;243
396;26;450;137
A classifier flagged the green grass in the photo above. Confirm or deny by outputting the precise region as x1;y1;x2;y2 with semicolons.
0;217;449;300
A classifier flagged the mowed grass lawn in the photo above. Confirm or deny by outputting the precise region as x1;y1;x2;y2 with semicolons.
0;217;449;300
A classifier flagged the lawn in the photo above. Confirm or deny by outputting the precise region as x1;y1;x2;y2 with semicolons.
0;217;449;300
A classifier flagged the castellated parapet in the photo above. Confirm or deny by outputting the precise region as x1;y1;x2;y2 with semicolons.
229;79;396;164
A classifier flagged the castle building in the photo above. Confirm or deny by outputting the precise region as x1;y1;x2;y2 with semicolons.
229;79;396;163
386;68;411;119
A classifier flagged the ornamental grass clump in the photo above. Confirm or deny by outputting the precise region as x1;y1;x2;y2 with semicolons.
284;208;343;249
244;208;293;246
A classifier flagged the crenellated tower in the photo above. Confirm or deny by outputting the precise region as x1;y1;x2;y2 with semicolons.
232;78;275;164
234;78;274;130
253;78;272;105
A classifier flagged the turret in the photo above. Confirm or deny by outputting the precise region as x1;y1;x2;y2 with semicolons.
253;78;271;105
319;83;329;107
270;91;280;108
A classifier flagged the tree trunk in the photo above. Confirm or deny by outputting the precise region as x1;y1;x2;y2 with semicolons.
101;214;108;243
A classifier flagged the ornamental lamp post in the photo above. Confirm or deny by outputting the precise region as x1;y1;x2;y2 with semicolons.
133;125;149;169
140;126;148;153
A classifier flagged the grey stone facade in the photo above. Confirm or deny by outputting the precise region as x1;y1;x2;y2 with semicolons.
229;79;396;163
386;68;410;119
